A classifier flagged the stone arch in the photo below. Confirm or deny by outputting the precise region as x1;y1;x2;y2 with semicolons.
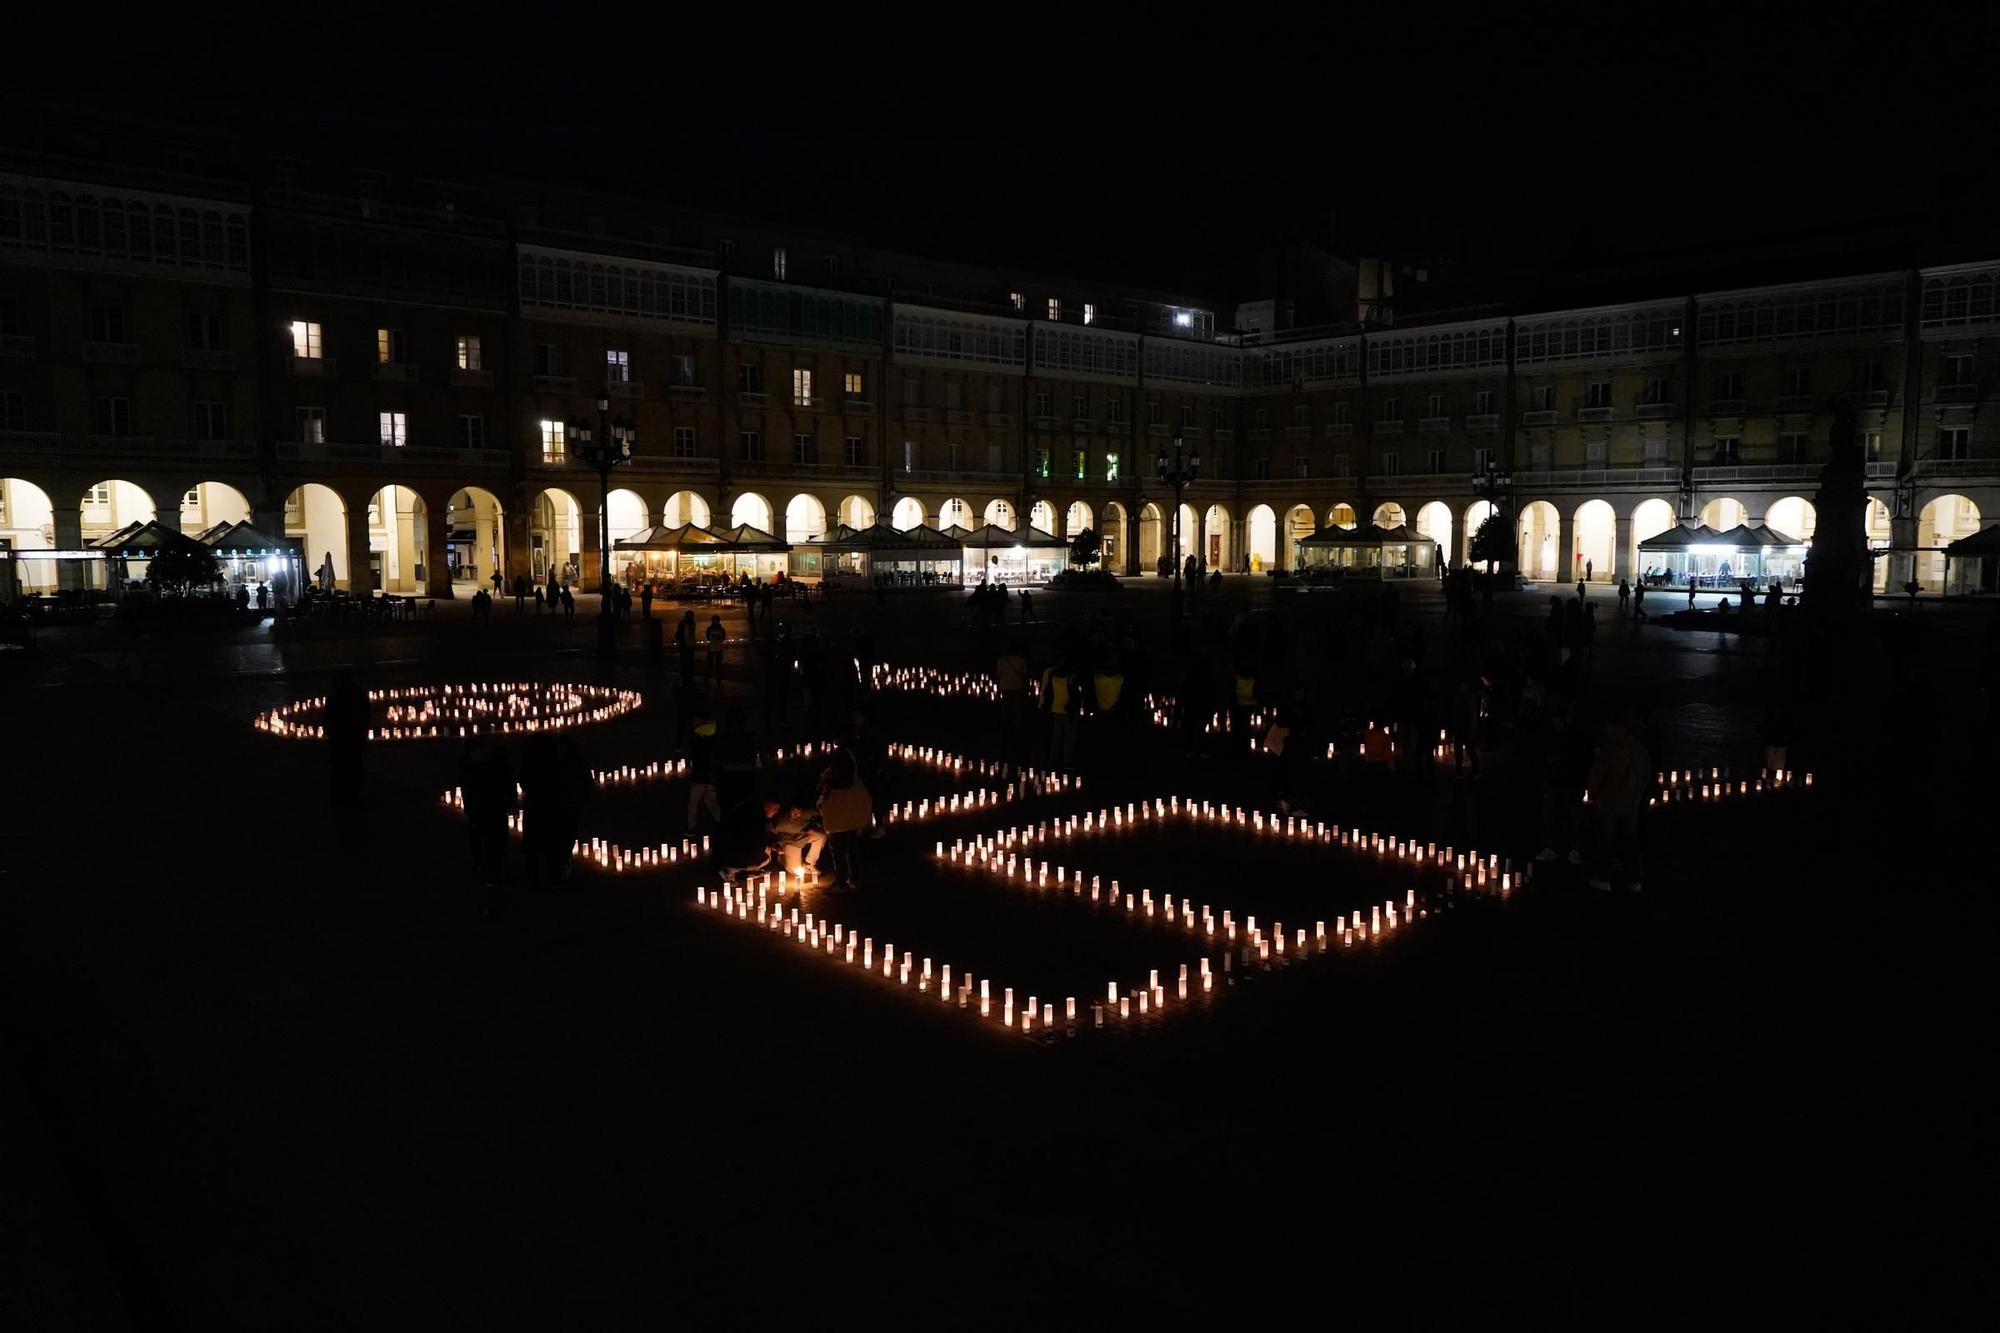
1917;493;1981;587
984;498;1016;531
1574;498;1616;581
79;478;159;541
1176;504;1199;563
1029;499;1056;534
365;485;429;593
1280;503;1316;570
838;494;876;529
1371;501;1406;528
0;477;58;597
1765;496;1817;542
1063;500;1094;538
1631;497;1677;576
729;491;774;532
1328;503;1358;530
1699;496;1748;531
531;487;585;582
891;496;927;531
179;480;252;536
1517;499;1560;579
1245;503;1278;571
284;483;349;589
1414;501;1453;567
1103;501;1129;570
1138;502;1163;571
784;492;829;543
664;489;712;529
449;486;509;589
1463;499;1498;568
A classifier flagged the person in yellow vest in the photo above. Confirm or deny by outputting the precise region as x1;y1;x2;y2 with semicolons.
1041;656;1079;770
1088;655;1126;773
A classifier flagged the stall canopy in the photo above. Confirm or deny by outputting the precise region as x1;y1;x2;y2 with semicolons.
613;522;792;583
90;519;207;559
200;519;307;593
1638;521;1808;585
803;520;965;584
958;523;1069;582
1944;524;2000;595
1295;522;1438;575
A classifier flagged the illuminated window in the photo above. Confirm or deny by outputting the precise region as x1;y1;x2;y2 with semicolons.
793;368;813;406
1105;452;1119;482
456;335;482;370
83;483;109;514
297;406;325;443
606;349;631;383
289;320;322;359
902;440;915;472
1174;310;1194;328
376;328;404;364
540;418;566;462
379;411;407;446
1082;303;1095;325
457;415;485;450
1035;448;1050;479
1073;449;1086;480
1010;291;1024;311
1047;297;1061;321
844;371;864;398
772;246;787;279
674;427;696;459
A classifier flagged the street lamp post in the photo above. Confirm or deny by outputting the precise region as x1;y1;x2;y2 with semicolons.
569;393;635;620
1155;430;1202;610
1470;463;1512;597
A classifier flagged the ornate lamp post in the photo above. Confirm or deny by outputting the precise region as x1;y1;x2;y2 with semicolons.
569;393;635;616
1155;429;1202;606
1470;462;1512;594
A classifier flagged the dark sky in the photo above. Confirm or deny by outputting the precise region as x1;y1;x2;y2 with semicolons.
13;6;1998;296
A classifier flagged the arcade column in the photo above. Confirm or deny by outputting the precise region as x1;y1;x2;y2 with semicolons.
1613;515;1634;582
1555;511;1576;584
425;503;452;598
344;500;374;596
51;505;84;591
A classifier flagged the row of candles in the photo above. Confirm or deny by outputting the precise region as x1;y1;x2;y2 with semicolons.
1634;765;1812;807
868;664;1004;701
438;785;712;872
256;681;643;742
884;742;1070;789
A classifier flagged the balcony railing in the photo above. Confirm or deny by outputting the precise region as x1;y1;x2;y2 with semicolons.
1859;389;1890;408
1691;463;1822;482
1521;410;1559;426
1104;420;1129;435
844;398;874;412
82;341;142;364
1419;416;1453;432
1465;413;1501;429
1935;383;1980;404
372;362;420;383
737;390;771;407
180;348;238;371
1328;421;1354;435
668;382;707;397
1636;402;1676;419
1708;398;1746;415
450;367;496;389
608;380;646;400
1375;420;1405;435
290;355;337;377
1577;406;1614;423
946;409;975;424
1775;395;1815;413
533;373;578;394
1031;415;1057;430
1914;456;2000;476
1511;466;1682;488
1071;418;1095;431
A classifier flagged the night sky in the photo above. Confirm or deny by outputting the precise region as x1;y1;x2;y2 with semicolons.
10;8;1996;300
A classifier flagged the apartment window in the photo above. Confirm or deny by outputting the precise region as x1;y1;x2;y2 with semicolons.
1380;398;1401;422
1082;303;1096;326
1427;448;1445;473
193;400;227;439
946;382;963;410
1106;396;1124;425
1034;391;1051;418
1073;449;1087;480
1073;391;1088;420
792;367;813;406
1180;403;1195;427
1427;392;1447;417
187;311;224;350
534;343;559;376
89;304;126;342
1942;353;1975;387
1334;453;1351;477
737;362;763;394
1642;376;1668;405
1047;297;1062;321
903;376;923;406
1105;452;1120;482
1533;384;1555;412
1784;366;1810;397
1254;407;1269;429
1378;451;1399;476
0;389;26;430
1253;457;1271;480
297;406;326;444
1035;447;1051;479
987;443;1003;472
1862;430;1884;460
289;320;322;359
1148;400;1163;426
606;349;631;383
902;440;916;472
787;432;813;464
1331;402;1350;426
1294;456;1310;479
94;395;130;435
844;434;865;467
456;335;482;370
1292;404;1309;427
1474;389;1495;415
720;239;736;262
1010;292;1024;311
1473;446;1494;473
83;483;109;514
540;418;566;462
1859;360;1885;393
1712;436;1741;465
1714;370;1743;401
823;253;839;276
1939;426;1971;461
738;430;763;462
1778;432;1808;464
673;354;698;386
844;371;864;399
1586;381;1611;409
376;328;404;364
674;427;697;459
772;246;787;279
379;410;407;447
456;414;485;450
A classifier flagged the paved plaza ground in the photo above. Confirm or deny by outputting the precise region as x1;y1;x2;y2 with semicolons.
3;577;1993;1328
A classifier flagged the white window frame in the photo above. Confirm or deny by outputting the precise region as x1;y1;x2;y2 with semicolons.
379;410;407;447
290;320;323;359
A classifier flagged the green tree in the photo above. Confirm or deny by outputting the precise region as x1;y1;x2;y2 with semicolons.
146;546;222;597
1468;511;1514;571
1069;527;1103;569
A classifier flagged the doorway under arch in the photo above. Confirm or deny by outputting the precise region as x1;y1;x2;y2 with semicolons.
284;483;349;590
362;486;427;593
1372;501;1406;529
1029;500;1056;534
1518;500;1559;579
1463;500;1498;568
938;497;972;531
1414;501;1453;568
1138;503;1162;572
0;478;57;595
1700;496;1747;531
531;488;584;583
1765;496;1817;541
1101;501;1127;570
1064;500;1094;537
1245;503;1278;571
1918;493;1982;587
1574;499;1615;581
1631;498;1677;576
1328;503;1358;530
1281;504;1316;570
448;487;508;588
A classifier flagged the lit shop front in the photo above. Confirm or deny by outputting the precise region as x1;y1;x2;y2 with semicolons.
1636;522;1809;587
1293;523;1439;577
613;523;791;588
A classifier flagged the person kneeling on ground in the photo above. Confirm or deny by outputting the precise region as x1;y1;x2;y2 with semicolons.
771;799;827;879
